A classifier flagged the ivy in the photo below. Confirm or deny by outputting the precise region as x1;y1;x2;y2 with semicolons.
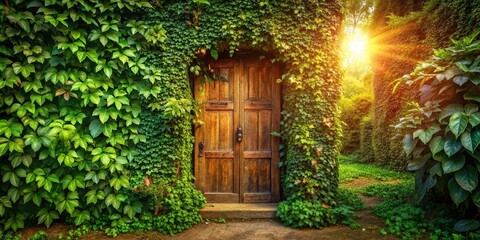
1;0;343;233
134;0;343;230
0;0;165;231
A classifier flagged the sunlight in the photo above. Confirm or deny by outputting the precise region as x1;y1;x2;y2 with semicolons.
342;30;371;71
348;37;367;57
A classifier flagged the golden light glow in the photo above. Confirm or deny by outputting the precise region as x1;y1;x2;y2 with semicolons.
348;36;367;57
342;30;371;69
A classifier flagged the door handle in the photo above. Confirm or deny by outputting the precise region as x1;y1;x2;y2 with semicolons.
236;127;243;142
199;141;205;157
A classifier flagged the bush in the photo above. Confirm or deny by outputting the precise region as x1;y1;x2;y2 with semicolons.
277;199;355;228
394;32;480;227
0;0;165;231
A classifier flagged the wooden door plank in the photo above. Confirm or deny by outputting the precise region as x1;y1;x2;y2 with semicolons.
234;58;243;202
236;59;245;203
243;151;271;158
244;193;272;203
270;63;281;202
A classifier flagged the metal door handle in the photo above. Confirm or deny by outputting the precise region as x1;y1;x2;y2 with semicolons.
236;127;243;142
199;141;205;157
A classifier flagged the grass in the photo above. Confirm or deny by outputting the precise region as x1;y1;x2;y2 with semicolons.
338;154;412;184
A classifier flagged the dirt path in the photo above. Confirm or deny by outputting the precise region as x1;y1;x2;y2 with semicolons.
21;198;394;240
19;177;396;240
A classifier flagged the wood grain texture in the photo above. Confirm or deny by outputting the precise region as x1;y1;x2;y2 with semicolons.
195;57;281;203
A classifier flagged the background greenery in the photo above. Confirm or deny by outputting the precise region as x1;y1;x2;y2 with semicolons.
364;0;480;170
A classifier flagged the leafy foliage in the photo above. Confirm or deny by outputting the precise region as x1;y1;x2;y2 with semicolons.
394;32;480;227
340;94;372;153
141;0;343;227
0;0;343;232
368;0;480;170
277;200;354;228
0;0;166;231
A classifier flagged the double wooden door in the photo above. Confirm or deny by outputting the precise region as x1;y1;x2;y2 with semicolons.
194;57;281;203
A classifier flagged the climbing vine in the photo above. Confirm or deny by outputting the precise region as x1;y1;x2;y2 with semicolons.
0;0;166;231
138;0;343;228
0;0;343;233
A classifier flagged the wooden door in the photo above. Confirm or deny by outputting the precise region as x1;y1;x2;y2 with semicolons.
194;57;281;203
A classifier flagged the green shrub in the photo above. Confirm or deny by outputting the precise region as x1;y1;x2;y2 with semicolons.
277;199;354;228
394;32;480;220
370;0;480;170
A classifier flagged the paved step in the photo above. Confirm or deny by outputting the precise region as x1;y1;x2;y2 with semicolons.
199;203;277;219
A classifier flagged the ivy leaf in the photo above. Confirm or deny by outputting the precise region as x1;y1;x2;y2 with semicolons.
211;49;219;60
461;129;480;152
464;104;479;114
4;214;25;231
89;119;103;138
470;113;480;127
442;154;465;174
403;134;416;155
454;219;480;232
465;91;480;103
76;51;87;62
18;20;31;33
105;194;125;210
407;153;430;171
453;75;469;86
454;165;478;192
448;178;469;206
444;136;462;157
103;66;113;78
36;208;59;227
56;192;79;214
439;104;464;121
86;50;98;63
73;210;90;226
449;112;468;138
429;136;444;155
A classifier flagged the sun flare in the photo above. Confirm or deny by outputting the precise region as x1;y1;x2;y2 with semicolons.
348;37;367;56
342;31;371;68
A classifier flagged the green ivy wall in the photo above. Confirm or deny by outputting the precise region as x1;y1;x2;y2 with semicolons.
0;0;343;233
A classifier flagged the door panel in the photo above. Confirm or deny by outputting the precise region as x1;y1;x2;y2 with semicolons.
195;57;280;203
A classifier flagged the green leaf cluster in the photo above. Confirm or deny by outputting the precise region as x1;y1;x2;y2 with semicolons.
0;0;165;231
395;32;480;214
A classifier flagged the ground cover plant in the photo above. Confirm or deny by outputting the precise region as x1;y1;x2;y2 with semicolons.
338;155;410;183
340;154;480;239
